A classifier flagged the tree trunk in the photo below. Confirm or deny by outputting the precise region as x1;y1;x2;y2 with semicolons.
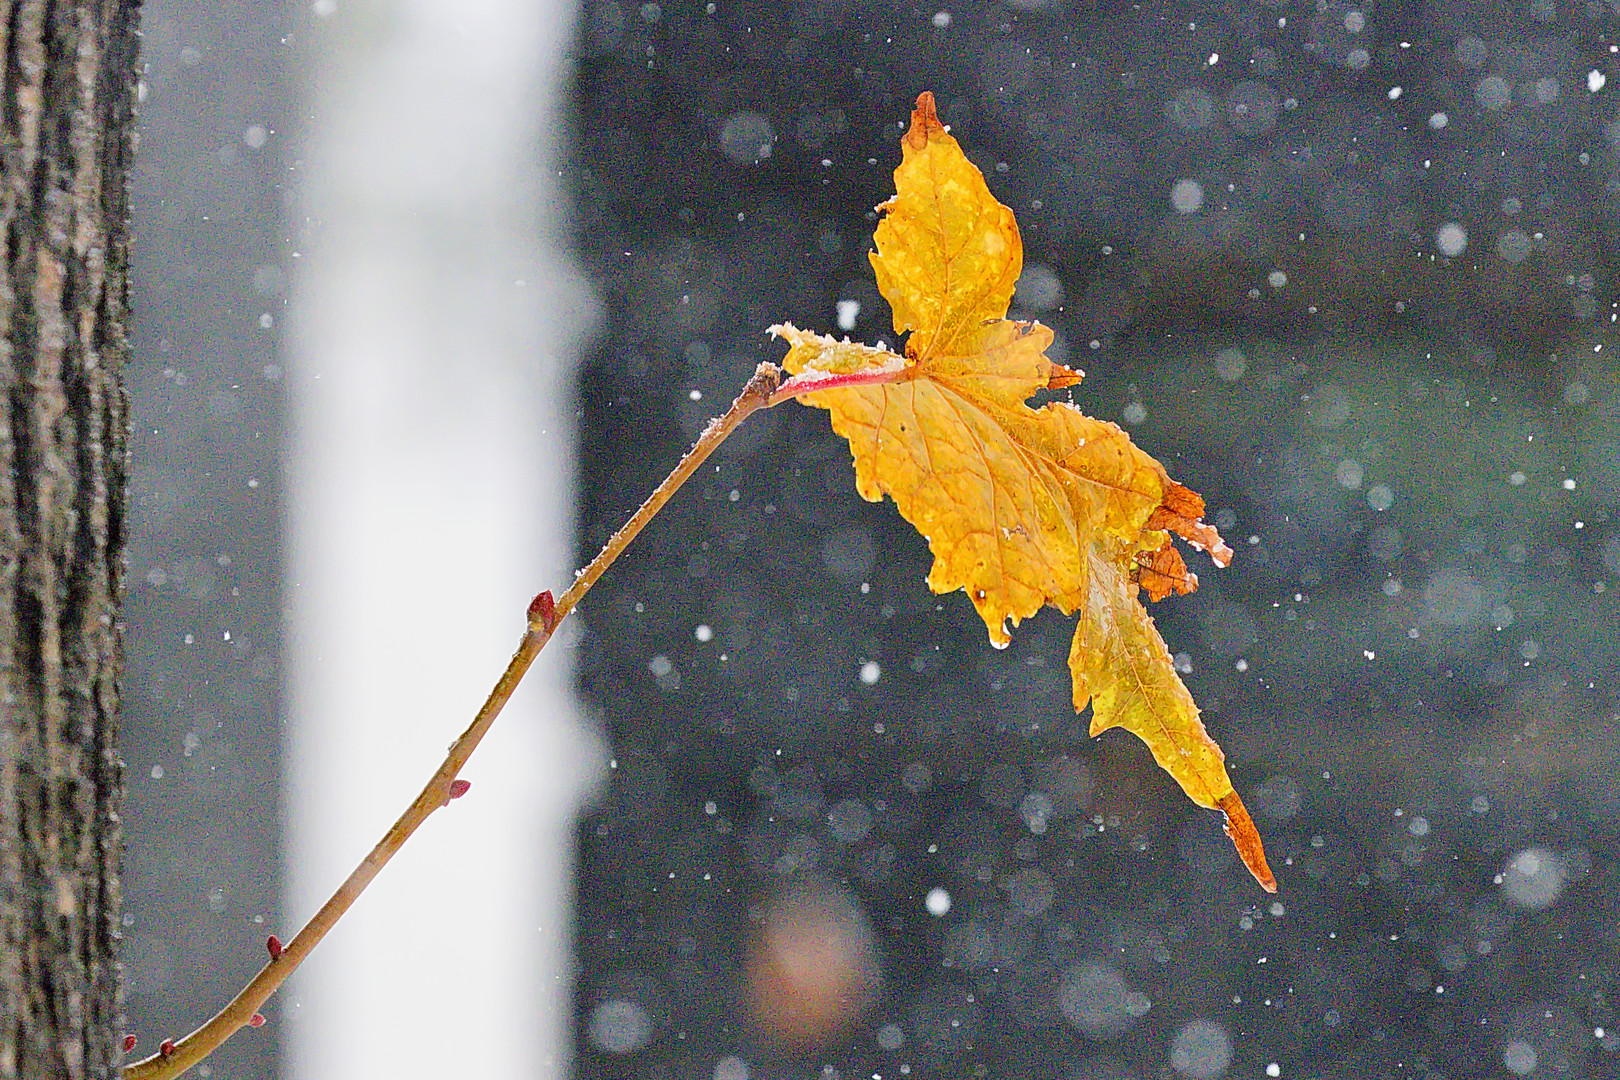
0;1;138;1076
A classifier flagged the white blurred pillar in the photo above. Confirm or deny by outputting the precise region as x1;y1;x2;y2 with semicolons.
285;1;598;1077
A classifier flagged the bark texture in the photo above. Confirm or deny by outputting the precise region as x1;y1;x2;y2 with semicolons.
0;1;138;1076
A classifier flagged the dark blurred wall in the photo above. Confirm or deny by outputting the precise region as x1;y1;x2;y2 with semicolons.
568;3;1620;1079
123;5;287;1078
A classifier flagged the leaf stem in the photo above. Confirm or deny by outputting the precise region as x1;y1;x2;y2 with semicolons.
124;362;785;1080
768;363;912;403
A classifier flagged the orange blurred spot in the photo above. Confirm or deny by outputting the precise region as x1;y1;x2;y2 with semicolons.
745;881;879;1047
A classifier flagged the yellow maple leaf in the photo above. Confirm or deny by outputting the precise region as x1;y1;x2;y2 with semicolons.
771;92;1274;892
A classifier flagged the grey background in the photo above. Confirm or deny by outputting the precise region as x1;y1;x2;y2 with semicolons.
123;4;287;1078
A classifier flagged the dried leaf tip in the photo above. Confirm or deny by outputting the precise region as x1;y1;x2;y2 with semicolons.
905;91;945;149
1219;791;1277;892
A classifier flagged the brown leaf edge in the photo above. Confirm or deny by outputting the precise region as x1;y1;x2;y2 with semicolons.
1132;539;1197;603
1146;481;1234;567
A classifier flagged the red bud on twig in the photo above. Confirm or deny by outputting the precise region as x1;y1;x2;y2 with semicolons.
267;934;284;960
122;1035;137;1053
528;589;556;632
449;779;471;800
249;1013;267;1028
159;1040;176;1058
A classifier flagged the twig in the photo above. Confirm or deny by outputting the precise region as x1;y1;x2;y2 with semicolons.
124;363;785;1079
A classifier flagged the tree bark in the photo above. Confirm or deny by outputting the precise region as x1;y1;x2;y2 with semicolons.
0;1;138;1077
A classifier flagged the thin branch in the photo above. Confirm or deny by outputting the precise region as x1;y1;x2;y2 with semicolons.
552;362;781;625
124;363;785;1080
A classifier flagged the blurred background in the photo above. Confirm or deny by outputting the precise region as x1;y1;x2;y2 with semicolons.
122;1;1620;1079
